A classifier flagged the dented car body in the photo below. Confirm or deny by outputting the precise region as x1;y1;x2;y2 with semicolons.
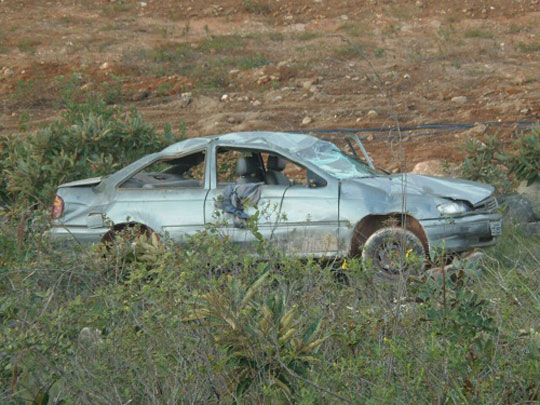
48;132;502;267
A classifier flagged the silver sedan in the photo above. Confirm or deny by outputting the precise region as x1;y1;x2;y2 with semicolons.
48;132;502;276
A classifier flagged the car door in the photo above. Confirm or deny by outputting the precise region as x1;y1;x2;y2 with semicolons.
204;146;287;248
205;145;339;256
106;149;209;242
273;173;340;257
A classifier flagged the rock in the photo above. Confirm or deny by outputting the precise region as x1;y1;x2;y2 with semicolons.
517;179;540;219
461;123;487;138
499;194;535;224
228;69;240;78
79;327;103;345
301;116;313;126
99;62;110;70
302;80;314;89
415;0;423;7
403;73;411;80
273;95;283;102
252;100;262;107
411;160;446;177
181;92;192;106
226;116;241;124
132;89;149;101
220;94;229;101
367;110;378;118
366;134;374;142
2;67;14;77
451;96;468;104
80;83;93;92
139;1;147;6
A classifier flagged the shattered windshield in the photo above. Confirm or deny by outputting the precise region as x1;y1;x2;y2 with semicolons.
297;140;382;179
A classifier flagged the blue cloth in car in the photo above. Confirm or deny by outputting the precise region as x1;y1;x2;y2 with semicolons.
219;182;263;227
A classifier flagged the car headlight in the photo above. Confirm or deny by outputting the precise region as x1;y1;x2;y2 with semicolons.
437;201;471;215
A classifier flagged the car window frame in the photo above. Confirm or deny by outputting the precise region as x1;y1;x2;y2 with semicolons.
211;145;329;190
116;147;209;191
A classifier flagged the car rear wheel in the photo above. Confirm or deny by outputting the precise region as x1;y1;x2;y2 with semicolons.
361;227;425;279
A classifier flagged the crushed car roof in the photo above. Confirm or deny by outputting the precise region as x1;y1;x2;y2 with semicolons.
161;131;319;155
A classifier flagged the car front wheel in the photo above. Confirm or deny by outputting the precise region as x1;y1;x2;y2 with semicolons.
361;227;426;279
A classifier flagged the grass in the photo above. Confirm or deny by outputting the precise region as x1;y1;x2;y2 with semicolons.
297;31;319;41
516;41;540;53
464;28;495;39
17;38;41;54
334;41;369;58
121;38;270;91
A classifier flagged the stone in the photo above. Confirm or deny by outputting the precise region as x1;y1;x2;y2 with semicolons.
411;160;446;177
451;95;468;104
228;69;240;78
367;110;378;118
226;116;241;124
517;179;540;219
220;94;229;101
2;67;14;77
499;194;535;224
301;116;313;126
181;92;192;106
99;62;110;70
252;100;262;107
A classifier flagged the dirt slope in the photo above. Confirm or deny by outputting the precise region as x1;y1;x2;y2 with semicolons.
1;0;538;170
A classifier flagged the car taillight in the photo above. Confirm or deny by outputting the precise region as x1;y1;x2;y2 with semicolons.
51;195;64;219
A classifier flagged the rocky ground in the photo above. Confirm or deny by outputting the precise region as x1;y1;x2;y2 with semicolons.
0;0;538;171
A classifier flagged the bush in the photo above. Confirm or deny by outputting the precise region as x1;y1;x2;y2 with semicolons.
460;126;540;194
1;219;538;403
0;98;173;214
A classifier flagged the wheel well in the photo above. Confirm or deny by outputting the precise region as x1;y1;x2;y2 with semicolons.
100;222;154;244
350;214;429;256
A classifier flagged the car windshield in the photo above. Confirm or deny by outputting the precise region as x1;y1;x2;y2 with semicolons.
297;140;382;179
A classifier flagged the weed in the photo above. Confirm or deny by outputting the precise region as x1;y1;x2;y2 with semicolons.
374;47;385;58
516;41;540;53
242;0;272;15
17;38;41;54
464;28;495;39
335;41;368;58
297;32;319;41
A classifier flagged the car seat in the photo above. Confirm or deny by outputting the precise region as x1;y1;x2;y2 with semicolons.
236;156;263;184
265;155;290;186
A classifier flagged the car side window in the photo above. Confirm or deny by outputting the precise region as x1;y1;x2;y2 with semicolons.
215;148;326;188
120;151;206;189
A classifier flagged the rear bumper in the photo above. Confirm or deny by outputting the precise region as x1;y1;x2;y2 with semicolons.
420;212;502;257
45;225;109;244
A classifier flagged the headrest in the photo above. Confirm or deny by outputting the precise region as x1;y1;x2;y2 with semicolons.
267;155;286;171
236;155;259;176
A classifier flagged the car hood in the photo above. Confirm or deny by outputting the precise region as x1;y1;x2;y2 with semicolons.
58;176;102;188
346;174;494;205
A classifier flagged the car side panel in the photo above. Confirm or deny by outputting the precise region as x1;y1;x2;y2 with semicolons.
105;188;209;241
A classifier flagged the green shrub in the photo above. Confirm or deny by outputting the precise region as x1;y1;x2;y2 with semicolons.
460;132;514;194
460;127;540;193
510;127;540;185
0;98;173;213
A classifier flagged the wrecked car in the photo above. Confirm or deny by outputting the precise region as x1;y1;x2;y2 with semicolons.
48;131;502;276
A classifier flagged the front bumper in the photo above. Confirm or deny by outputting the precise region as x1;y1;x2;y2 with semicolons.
420;212;502;258
45;225;109;244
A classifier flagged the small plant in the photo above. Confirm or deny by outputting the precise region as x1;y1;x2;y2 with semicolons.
464;28;494;39
509;127;540;185
460;132;514;194
186;270;328;399
516;41;540;53
17;38;41;54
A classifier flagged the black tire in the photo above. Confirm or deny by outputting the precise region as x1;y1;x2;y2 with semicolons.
361;227;426;278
